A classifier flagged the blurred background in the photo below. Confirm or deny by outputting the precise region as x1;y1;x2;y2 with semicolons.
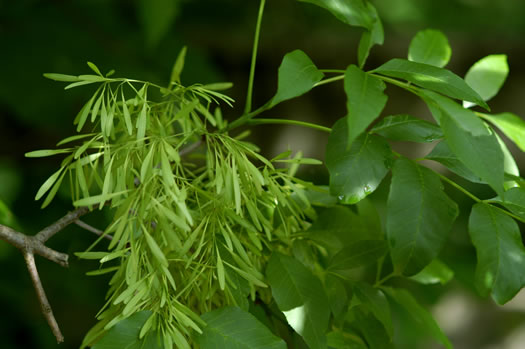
1;0;524;348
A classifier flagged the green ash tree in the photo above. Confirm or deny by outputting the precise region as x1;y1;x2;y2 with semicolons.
1;0;525;348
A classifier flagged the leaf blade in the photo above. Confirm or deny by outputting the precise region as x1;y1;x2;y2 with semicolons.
387;158;458;275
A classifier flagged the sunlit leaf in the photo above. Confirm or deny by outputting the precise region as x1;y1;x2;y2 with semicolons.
409;259;454;285
480;112;525;152
269;50;324;107
469;203;525;304
464;54;508;103
87;62;103;76
387;158;458;275
34;167;65;201
374;58;488;109
267;252;330;349
408;29;451;68
344;65;388;146
197;306;286;349
25;149;73;158
43;73;81;82
326;119;393;205
297;0;374;29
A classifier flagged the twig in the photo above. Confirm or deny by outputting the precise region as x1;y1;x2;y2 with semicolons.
0;207;92;343
23;251;64;343
75;219;112;240
36;206;90;243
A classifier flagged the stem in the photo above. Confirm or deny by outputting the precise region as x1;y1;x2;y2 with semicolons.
244;0;266;114
370;73;420;93
374;273;395;287
314;74;345;87
434;171;483;203
320;69;346;74
247;118;332;133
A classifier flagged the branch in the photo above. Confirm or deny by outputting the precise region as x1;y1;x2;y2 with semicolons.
23;251;64;343
0;224;68;266
0;207;92;343
36;206;90;243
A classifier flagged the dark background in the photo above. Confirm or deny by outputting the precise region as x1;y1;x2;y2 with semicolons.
1;0;525;348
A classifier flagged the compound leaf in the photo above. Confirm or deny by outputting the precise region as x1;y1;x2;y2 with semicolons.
387;158;458;275
469;203;525;304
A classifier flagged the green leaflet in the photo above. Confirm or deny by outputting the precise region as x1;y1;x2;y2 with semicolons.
347;307;391;348
425;141;484;184
374;58;488;109
469;203;525;304
269;50;324;108
422;90;505;196
371;114;443;143
440;108;505;197
421;89;488;136
387;158;458;276
409;259;454;285
197;306;286;349
492;187;525;221
92;311;162;349
306;206;381;253
352;282;393;338
170;46;187;85
383;287;452;349
328;240;387;271
408;29;451;68
25;149;73;158
324;275;348;321
357;2;384;68
297;0;374;29
326;119;393;205
344;65;388;147
464;54;508;104
326;331;367;349
267;252;330;349
480;112;525;152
